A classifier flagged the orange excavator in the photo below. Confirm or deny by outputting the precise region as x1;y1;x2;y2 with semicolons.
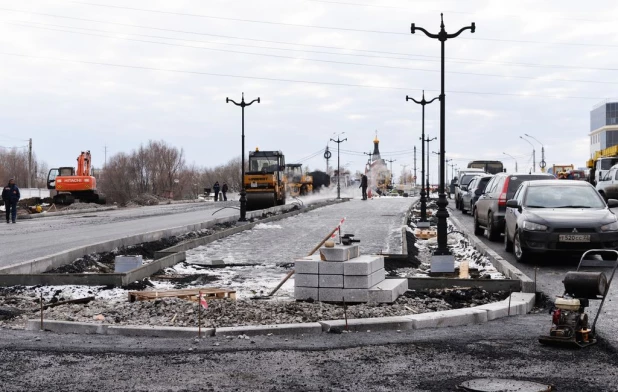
47;151;106;204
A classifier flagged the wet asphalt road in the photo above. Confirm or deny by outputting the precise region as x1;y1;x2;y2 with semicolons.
448;199;618;349
1;313;618;392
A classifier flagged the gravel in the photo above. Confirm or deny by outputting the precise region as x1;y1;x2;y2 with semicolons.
0;287;508;329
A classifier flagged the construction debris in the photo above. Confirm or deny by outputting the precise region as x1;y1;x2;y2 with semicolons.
414;228;437;240
128;287;236;303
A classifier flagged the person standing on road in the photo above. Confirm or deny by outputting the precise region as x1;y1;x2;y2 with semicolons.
221;182;228;201
2;178;20;224
213;181;220;202
360;174;368;200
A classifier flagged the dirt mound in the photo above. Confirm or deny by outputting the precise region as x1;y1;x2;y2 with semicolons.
131;194;169;206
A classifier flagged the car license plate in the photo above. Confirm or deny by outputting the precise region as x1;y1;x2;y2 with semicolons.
251;182;258;188
559;234;590;242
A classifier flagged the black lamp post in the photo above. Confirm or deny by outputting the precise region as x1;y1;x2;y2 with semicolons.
226;92;260;222
407;91;438;225
330;133;347;199
421;135;436;202
412;14;475;260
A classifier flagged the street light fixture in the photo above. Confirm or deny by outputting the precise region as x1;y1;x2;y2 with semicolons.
407;90;439;225
330;132;347;199
519;136;536;173
411;13;475;268
503;152;518;172
226;92;260;222
524;133;546;172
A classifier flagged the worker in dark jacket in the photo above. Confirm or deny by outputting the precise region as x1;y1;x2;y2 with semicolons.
2;178;20;223
360;174;368;200
221;182;228;201
213;181;220;202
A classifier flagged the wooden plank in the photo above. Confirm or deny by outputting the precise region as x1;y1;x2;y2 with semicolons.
128;287;236;302
459;261;470;279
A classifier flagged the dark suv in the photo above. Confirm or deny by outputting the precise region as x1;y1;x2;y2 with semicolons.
473;172;555;241
461;175;493;214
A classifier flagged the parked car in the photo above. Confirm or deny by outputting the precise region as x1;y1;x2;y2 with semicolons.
504;180;618;263
473;172;555;241
454;168;486;210
595;163;618;201
460;175;493;214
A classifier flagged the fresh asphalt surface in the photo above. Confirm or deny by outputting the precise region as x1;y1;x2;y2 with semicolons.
0;201;239;267
2;196;618;391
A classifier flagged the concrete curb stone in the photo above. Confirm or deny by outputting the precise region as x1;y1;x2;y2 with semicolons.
22;292;536;338
108;325;215;338
215;323;323;337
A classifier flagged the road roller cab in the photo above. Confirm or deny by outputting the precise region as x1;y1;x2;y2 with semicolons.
245;149;287;210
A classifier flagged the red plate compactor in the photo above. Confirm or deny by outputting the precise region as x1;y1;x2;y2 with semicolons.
539;249;618;348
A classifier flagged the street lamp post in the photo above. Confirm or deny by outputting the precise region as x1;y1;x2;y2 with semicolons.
385;158;396;188
524;133;546;172
503;152;518;172
407;90;439;225
412;13;475;265
226;92;260;222
423;135;436;200
519;136;536;173
330;133;347;199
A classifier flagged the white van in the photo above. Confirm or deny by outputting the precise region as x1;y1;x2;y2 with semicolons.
454;168;487;209
596;163;618;200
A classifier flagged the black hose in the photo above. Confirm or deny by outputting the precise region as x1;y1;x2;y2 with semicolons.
211;206;240;215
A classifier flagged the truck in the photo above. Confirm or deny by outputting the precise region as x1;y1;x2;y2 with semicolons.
587;145;618;185
284;164;313;197
548;164;574;177
47;150;105;204
244;149;286;210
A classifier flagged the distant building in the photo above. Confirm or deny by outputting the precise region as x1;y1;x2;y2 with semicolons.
590;99;618;157
365;133;390;191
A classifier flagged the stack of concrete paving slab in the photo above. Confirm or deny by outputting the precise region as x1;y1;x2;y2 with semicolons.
294;244;407;303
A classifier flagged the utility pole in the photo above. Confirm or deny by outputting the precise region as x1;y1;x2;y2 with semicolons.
503;152;518;172
524;134;546;172
520;136;536;173
104;145;108;168
413;146;417;187
226;92;260;222
412;13;475;265
407;90;439;225
28;138;32;189
330;134;347;199
324;145;332;174
385;159;396;186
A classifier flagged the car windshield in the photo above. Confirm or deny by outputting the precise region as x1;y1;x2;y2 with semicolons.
524;185;606;208
507;175;553;199
460;175;478;186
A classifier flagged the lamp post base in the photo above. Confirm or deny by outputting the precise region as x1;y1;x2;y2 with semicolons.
239;189;248;222
430;254;455;273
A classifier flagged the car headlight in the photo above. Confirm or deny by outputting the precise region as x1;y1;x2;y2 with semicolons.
522;221;548;231
601;221;618;232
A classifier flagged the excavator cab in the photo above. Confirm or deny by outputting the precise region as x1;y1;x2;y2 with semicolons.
47;167;75;190
245;150;286;210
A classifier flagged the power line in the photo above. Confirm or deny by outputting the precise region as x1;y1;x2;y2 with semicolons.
0;51;607;100
12;18;618;85
3;10;618;72
305;0;609;22
72;2;618;48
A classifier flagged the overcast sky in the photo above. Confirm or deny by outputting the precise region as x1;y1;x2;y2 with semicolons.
0;0;616;183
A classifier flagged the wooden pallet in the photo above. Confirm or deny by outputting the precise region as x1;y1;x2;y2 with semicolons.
128;287;237;303
414;228;437;240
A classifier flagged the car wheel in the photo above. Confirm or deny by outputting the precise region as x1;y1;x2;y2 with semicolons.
504;226;513;252
513;230;529;263
487;212;500;241
473;209;484;235
455;197;460;209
